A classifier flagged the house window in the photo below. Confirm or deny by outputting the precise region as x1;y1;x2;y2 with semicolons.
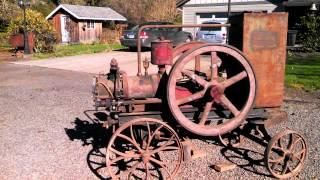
87;21;95;28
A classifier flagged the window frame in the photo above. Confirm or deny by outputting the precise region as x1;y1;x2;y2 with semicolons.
86;20;95;29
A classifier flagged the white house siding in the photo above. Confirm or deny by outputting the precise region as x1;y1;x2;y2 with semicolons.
182;0;282;35
186;0;266;4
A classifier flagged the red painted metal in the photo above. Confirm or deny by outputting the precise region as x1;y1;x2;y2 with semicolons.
151;40;173;65
136;24;231;76
210;85;223;103
9;33;34;53
167;44;256;136
175;87;193;100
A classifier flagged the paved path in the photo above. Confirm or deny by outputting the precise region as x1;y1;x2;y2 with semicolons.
13;51;157;76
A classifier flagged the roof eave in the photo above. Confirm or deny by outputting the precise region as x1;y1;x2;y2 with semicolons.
77;17;127;21
46;4;81;20
176;0;190;8
46;4;127;21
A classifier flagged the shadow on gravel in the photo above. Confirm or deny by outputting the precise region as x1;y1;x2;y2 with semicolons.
219;147;272;177
216;123;273;177
65;110;113;179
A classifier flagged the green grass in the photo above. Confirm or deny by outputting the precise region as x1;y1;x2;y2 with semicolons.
285;53;320;91
33;43;126;59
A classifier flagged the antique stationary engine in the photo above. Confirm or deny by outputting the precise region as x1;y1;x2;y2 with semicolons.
90;13;308;180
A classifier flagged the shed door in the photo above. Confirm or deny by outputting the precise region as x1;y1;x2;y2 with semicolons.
61;15;70;43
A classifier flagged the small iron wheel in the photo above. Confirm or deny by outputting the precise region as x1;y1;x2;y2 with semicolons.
167;44;256;136
218;127;244;148
265;129;307;179
106;118;183;179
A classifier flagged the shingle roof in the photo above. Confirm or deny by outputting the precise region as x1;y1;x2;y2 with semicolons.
176;0;190;8
46;4;127;21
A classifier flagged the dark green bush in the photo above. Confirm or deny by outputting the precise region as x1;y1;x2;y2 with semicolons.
295;13;320;52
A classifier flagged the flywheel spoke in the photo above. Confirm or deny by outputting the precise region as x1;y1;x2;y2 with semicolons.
199;101;213;125
182;69;208;87
220;95;240;116
222;71;247;89
195;55;201;72
210;51;218;81
177;89;206;105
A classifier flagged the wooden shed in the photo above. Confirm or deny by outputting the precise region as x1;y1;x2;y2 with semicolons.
46;4;127;44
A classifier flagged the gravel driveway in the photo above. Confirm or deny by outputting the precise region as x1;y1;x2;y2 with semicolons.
0;63;319;179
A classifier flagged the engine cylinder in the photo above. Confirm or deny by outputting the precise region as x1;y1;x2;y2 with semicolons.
124;74;160;98
94;74;160;101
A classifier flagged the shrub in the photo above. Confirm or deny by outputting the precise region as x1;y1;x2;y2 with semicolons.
295;13;320;52
100;29;118;44
7;9;56;52
0;32;9;47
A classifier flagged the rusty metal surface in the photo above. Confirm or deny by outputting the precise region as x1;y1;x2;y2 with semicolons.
151;40;173;65
106;118;183;179
167;44;256;136
125;74;160;98
136;24;231;76
9;33;35;52
241;13;288;108
265;129;307;179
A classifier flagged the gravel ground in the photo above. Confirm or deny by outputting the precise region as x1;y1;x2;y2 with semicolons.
0;63;319;179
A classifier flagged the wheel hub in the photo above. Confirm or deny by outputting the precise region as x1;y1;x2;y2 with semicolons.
142;152;151;163
209;84;224;103
285;152;293;160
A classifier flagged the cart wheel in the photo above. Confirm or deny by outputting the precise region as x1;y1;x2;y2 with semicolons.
218;127;244;148
106;118;183;179
167;44;256;136
265;129;307;179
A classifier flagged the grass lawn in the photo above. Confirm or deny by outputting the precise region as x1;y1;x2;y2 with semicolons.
286;53;320;91
32;43;126;59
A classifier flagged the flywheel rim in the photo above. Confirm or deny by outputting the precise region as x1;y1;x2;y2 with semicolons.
167;44;256;136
